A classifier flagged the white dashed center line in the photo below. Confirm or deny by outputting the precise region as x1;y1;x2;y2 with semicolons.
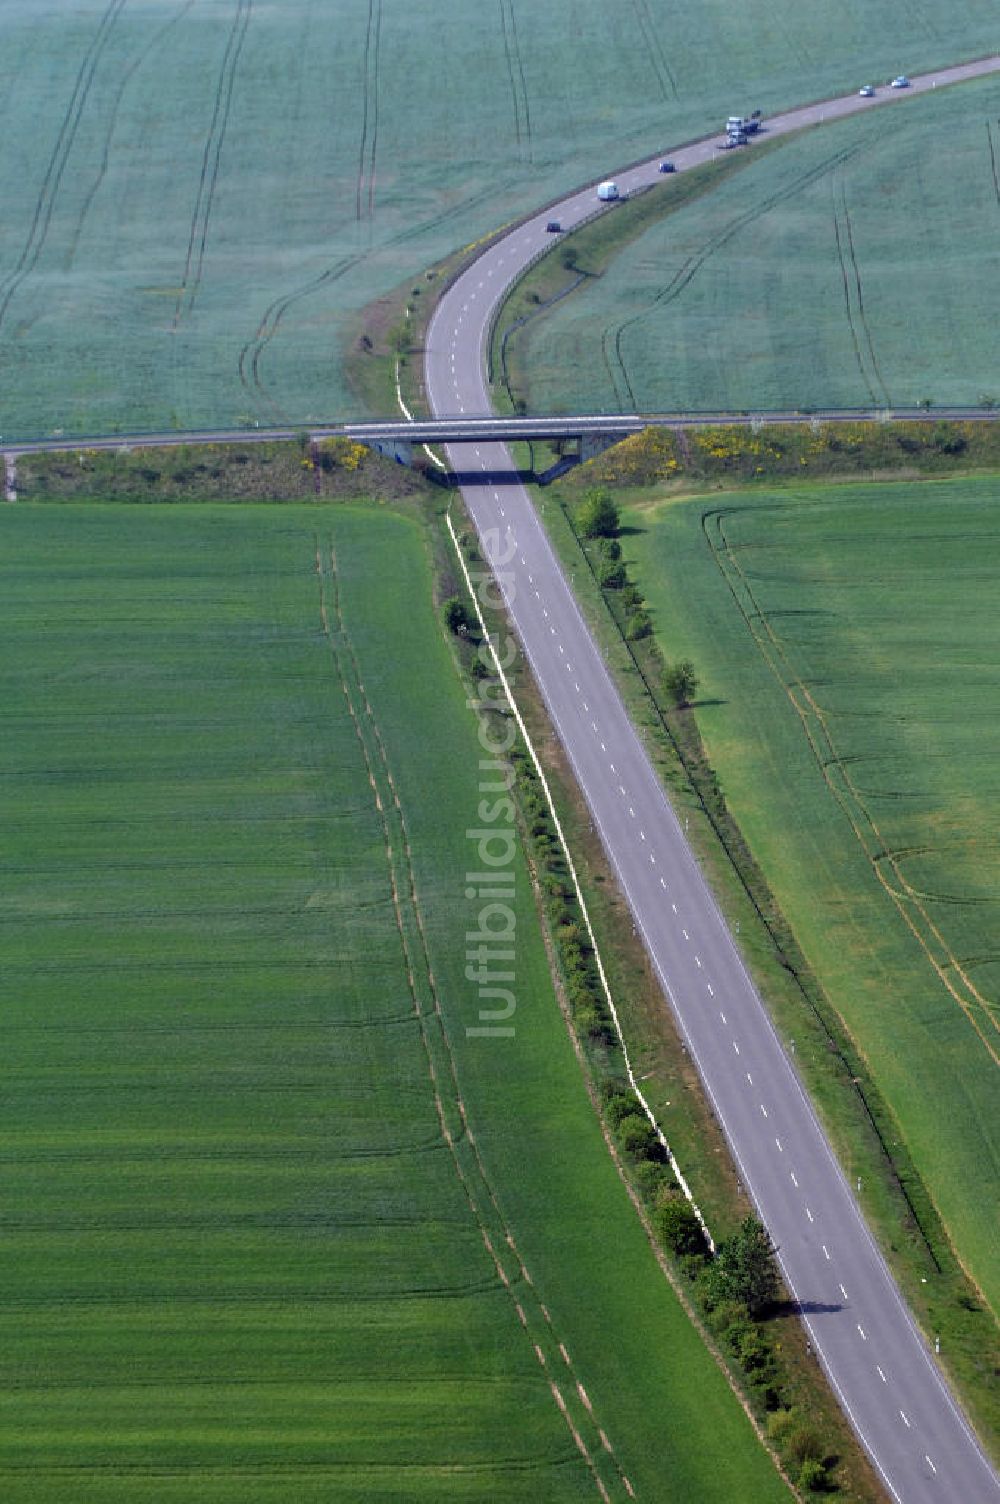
877;1365;887;1384
900;1411;911;1429
822;1244;830;1260
790;1171;798;1188
857;1324;867;1341
839;1283;848;1301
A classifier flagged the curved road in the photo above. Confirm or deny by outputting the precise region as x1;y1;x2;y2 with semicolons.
425;56;1000;1504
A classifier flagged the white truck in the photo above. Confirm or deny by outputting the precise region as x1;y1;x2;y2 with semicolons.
597;180;620;202
726;111;761;136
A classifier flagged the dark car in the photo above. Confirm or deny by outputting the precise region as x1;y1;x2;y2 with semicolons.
546;219;562;233
658;160;676;174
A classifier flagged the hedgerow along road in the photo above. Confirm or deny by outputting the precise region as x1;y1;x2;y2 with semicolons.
425;54;1000;1504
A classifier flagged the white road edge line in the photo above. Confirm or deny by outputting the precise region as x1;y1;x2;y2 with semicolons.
445;512;714;1251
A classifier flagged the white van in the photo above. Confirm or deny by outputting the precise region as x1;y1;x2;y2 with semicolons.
597;180;620;202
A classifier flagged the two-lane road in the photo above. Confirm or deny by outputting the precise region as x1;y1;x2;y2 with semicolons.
426;55;1000;1504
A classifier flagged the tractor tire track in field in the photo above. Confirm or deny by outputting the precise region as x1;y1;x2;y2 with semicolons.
0;0;126;337
601;139;867;412
987;120;1000;208
66;0;197;272
702;507;1000;1068
355;0;383;222
316;544;635;1502
831;167;891;407
629;0;678;102
497;0;532;160
238;175;503;417
237;254;361;417
172;0;253;330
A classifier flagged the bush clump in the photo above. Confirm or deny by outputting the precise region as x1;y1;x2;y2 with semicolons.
578;488;620;538
617;1113;662;1162
443;597;476;636
655;1195;706;1257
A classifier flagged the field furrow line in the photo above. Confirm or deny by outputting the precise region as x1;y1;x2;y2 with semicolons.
355;0;382;222
630;0;677;102
172;0;253;329
840;176;891;406
238;253;359;413
355;0;372;219
987;120;1000;208
319;543;634;1499
64;0;197;272
507;2;533;159
497;1;523;150
0;0;126;336
830;178;879;406
600;325;638;413
367;0;382;220
704;510;1000;1066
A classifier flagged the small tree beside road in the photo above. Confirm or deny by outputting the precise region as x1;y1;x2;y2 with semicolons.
706;1216;780;1317
579;488;620;539
443;597;476;637
665;659;698;708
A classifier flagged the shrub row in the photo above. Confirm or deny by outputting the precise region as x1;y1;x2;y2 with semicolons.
577;489;654;642
603;1072;836;1490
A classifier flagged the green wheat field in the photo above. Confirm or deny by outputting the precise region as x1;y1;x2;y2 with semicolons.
0;0;996;438
0;502;787;1501
622;475;1000;1314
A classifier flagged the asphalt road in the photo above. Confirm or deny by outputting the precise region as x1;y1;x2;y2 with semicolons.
425;55;1000;1504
